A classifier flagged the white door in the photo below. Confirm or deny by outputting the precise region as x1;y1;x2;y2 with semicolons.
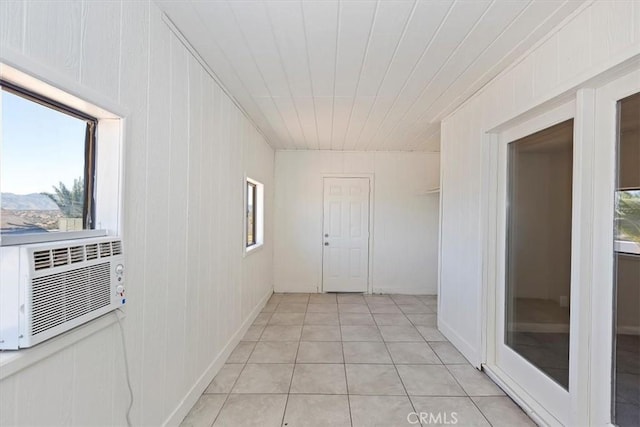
322;177;370;293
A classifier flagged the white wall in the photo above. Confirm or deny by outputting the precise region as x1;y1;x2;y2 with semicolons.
0;1;274;426
274;150;439;295
439;0;640;366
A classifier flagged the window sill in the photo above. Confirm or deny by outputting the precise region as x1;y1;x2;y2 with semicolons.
244;242;264;257
0;310;121;380
615;240;640;255
1;229;108;246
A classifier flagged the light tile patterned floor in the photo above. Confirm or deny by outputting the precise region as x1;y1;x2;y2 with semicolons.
180;293;536;427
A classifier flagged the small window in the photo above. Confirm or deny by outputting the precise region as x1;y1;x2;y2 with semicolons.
1;81;97;238
245;177;264;252
246;181;257;247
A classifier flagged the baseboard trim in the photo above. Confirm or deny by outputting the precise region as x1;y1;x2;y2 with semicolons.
372;287;437;295
483;363;562;427
163;288;273;426
437;317;480;368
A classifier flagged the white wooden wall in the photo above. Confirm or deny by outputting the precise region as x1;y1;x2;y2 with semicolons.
274;150;440;295
439;0;640;366
0;1;274;425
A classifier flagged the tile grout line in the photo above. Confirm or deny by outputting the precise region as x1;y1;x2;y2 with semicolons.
279;295;307;427
187;294;529;426
381;299;424;427
338;297;355;427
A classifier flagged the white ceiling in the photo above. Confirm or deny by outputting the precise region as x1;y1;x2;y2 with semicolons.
159;0;584;152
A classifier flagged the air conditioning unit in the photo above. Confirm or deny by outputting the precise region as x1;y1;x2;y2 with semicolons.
0;236;126;350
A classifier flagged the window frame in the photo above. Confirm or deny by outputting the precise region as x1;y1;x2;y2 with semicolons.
1;80;98;234
0;62;123;247
244;176;264;254
246;180;257;248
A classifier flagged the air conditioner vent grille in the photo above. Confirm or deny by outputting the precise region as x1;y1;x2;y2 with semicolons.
33;250;51;270
31;263;111;336
31;240;122;271
52;248;69;267
70;246;84;263
86;244;98;260
99;242;111;258
112;241;122;255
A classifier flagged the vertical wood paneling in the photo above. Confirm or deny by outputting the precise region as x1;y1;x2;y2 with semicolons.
533;34;559;100
557;7;592;84
1;1;274;425
140;8;171;424
71;326;115;425
24;0;82;81
0;0;24;52
15;350;74;425
512;55;535;114
80;0;121;100
118;2;150;424
590;0;634;66
186;55;203;384
164;32;189;409
201;76;216;369
0;376;17;426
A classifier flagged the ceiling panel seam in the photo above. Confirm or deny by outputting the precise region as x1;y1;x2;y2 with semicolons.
413;0;532;128
160;11;275;149
299;1;321;150
328;0;342;151
227;0;298;148
344;0;419;151
437;0;592;123
335;0;380;150
355;0;456;151
373;0;495;151
264;1;315;150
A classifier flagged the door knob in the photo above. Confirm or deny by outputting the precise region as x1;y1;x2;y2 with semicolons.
324;234;329;237
324;242;329;246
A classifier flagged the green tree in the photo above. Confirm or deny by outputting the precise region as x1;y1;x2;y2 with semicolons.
42;178;84;218
616;190;640;244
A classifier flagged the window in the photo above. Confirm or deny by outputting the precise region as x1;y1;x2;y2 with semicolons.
614;92;640;255
1;81;97;239
0;63;123;246
245;177;263;252
246;181;257;247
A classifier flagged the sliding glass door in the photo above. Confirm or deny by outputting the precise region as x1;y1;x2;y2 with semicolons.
613;91;640;427
494;103;576;425
505;119;574;390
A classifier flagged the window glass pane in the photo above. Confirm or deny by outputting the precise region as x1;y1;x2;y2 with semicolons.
505;119;574;390
614;91;640;426
1;89;89;236
247;182;255;246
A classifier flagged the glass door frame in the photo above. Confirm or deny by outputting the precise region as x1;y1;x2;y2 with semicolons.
493;100;576;426
482;65;640;427
591;68;640;426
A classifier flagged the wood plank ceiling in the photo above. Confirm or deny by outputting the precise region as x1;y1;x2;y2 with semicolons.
159;0;585;152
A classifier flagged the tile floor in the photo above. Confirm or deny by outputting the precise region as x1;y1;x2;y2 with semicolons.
180;293;536;427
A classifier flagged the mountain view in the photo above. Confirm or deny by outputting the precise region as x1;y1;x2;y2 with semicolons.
1;193;62;234
1;193;60;210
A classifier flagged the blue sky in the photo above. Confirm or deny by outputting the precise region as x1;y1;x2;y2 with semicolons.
1;90;87;195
